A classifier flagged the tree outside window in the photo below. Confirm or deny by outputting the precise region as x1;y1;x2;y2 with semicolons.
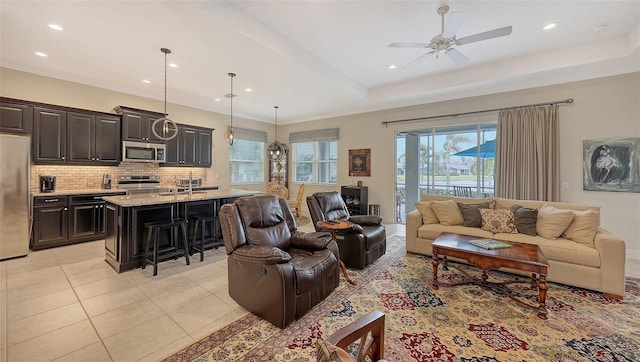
293;141;337;184
229;139;265;183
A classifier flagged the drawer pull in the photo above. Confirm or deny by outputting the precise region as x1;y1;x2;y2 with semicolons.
44;199;59;203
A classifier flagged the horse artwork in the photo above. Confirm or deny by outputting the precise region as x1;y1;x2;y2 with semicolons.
583;138;640;193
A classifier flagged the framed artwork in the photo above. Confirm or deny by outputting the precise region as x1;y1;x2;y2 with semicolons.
583;138;640;193
349;149;371;177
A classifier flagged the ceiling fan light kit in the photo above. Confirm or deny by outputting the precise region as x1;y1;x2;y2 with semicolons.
389;5;513;69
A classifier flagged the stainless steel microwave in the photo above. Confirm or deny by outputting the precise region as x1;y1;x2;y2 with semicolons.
122;141;166;163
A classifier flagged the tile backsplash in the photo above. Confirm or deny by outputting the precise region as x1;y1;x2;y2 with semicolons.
30;163;207;192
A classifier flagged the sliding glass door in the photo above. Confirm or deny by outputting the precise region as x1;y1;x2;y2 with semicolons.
395;123;496;223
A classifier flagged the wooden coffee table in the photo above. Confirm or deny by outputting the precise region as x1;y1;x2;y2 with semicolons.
431;233;549;319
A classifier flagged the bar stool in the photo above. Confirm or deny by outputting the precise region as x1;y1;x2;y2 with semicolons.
143;219;190;276
190;215;221;261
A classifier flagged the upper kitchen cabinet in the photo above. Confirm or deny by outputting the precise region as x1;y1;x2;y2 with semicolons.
67;112;121;165
33;107;67;163
0;98;32;134
163;124;213;167
116;106;166;143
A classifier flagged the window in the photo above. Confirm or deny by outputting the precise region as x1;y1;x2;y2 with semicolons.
289;128;339;184
229;128;267;184
395;123;496;222
292;141;337;184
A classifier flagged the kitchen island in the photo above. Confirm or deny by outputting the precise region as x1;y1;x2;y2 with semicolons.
102;189;259;273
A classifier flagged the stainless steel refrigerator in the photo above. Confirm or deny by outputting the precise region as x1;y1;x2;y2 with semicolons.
0;133;31;260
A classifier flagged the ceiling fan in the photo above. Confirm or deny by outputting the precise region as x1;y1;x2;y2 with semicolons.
389;5;513;69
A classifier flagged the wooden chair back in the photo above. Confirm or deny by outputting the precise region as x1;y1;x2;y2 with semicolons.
269;184;289;199
320;310;385;362
453;186;473;197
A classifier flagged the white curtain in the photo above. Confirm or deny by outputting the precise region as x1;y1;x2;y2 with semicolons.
495;105;560;201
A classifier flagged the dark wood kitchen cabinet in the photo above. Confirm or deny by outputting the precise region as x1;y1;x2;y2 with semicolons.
0;99;32;134
32;196;68;250
33;107;67;163
116;106;166;143
163;124;213;167
67;112;120;165
32;192;125;250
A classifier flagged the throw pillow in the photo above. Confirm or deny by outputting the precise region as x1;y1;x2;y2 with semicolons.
430;200;464;226
510;204;538;236
316;338;356;362
562;209;600;247
536;204;575;239
414;201;439;224
457;202;491;227
480;209;517;234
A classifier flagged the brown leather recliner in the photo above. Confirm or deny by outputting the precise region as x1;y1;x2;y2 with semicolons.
218;194;340;328
307;191;386;269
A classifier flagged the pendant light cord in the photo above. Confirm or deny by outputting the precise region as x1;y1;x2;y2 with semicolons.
274;105;279;141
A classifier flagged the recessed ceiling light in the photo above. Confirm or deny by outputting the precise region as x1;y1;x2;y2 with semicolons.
244;88;252;92
388;64;397;70
543;23;557;30
35;51;48;57
142;79;151;84
48;24;63;31
169;63;178;68
593;24;607;32
214;98;221;102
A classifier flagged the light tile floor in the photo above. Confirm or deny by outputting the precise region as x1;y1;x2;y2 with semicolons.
0;223;638;361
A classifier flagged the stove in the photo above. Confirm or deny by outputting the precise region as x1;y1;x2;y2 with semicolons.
117;175;166;194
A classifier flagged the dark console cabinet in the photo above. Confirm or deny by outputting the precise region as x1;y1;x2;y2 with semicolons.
341;186;368;216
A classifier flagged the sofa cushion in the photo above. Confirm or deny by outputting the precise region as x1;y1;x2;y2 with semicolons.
414;201;439;224
430;200;464;225
480;209;517;234
562;209;600;248
495;233;600;268
536;204;575;239
457;202;491;227
510;205;538;236
417;224;494;240
421;194;496;208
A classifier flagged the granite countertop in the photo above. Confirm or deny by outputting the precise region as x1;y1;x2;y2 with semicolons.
102;189;260;207
31;188;127;197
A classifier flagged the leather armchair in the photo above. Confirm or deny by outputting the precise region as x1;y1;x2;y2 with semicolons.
219;194;340;328
307;191;386;269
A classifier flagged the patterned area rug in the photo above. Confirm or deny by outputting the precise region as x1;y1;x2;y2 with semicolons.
295;214;311;226
164;235;640;361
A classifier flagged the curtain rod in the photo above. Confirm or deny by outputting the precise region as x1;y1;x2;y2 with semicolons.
382;98;574;127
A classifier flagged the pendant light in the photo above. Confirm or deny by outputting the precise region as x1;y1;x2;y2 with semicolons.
267;105;287;161
225;72;236;146
151;47;178;141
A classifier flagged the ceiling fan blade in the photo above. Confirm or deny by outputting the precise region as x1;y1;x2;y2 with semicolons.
444;48;468;65
457;26;513;45
442;11;465;38
402;51;435;69
389;42;430;48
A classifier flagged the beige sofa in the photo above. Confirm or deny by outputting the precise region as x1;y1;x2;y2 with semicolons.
406;194;626;299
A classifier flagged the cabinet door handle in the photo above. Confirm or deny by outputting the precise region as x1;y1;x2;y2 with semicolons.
96;158;100;160
64;208;68;211
95;205;99;209
44;198;59;203
92;158;95;161
62;156;65;160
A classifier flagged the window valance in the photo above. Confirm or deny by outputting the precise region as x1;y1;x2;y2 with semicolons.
231;127;267;143
289;128;339;143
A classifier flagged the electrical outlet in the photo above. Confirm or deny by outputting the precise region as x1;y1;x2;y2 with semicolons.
561;181;569;189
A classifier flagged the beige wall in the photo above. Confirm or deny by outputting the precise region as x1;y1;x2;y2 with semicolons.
282;73;640;258
2;67;638;258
